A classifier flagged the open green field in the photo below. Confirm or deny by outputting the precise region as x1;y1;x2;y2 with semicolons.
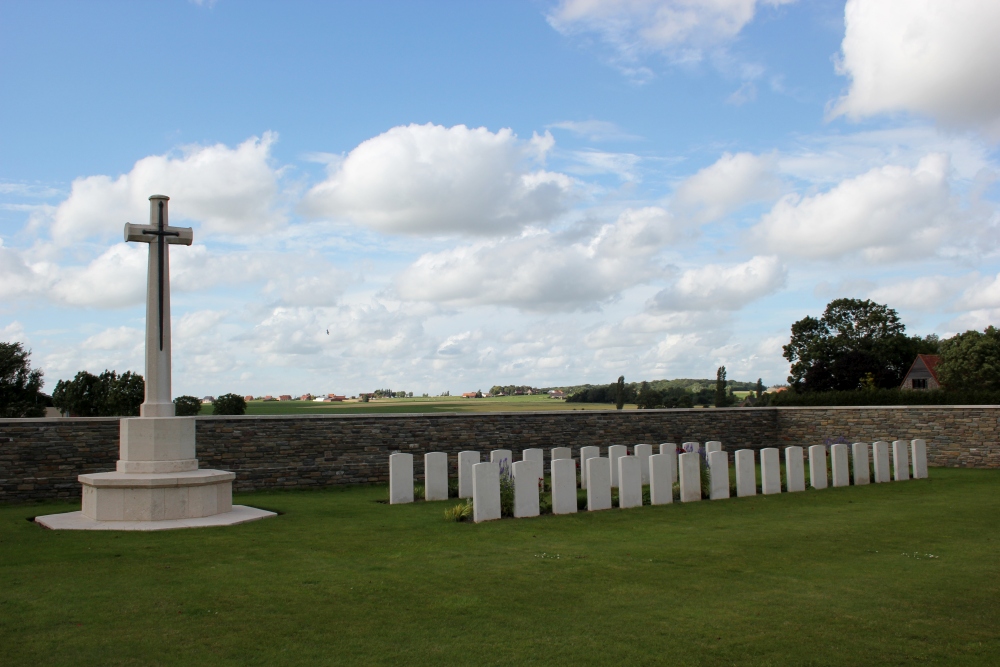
2;468;998;665
220;394;638;415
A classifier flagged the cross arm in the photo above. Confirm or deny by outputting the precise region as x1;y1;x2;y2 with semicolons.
124;223;194;245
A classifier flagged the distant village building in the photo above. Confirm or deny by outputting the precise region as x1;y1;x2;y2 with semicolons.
263;395;276;401
201;396;215;404
548;390;566;399
462;392;479;398
279;395;292;401
244;395;254;402
300;394;313;401
901;354;941;390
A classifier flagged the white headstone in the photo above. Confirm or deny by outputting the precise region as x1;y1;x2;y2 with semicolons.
551;447;574;483
608;444;628;488
457;451;480;498
523;448;544;481
586;457;612;511
618;456;642;509
551;458;577;515
873;441;891;482
852;443;870;486
389;452;414;504
551;446;572;461
659;443;678;483
512;460;540;518
634;444;653;485
785;446;805;492
760;447;781;495
892;440;910;481
579;446;600;489
472;462;501;522
735;449;756;497
424;452;448;501
649;453;673;505
491;449;513;469
910;439;928;479
809;445;828;489
705;441;722;455
708;450;730;500
679;452;702;502
830;444;849;488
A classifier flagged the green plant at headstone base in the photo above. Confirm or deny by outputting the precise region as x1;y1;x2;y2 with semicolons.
444;499;472;521
212;393;247;415
498;459;515;517
414;483;425;500
173;395;202;416
447;478;459;498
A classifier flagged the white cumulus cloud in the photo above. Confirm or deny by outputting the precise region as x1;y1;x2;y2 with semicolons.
395;206;680;310
301;124;573;236
752;154;956;261
672;151;781;223
832;0;1000;137
650;255;786;311
48;133;285;244
548;0;796;65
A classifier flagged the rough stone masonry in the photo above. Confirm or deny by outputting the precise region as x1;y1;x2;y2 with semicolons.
2;405;998;503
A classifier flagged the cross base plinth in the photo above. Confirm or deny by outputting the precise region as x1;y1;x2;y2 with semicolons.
80;469;237;521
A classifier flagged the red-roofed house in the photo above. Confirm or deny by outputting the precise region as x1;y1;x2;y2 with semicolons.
900;354;941;390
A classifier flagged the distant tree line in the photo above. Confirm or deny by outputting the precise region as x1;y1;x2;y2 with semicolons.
52;370;144;417
488;385;539;396
0;342;48;418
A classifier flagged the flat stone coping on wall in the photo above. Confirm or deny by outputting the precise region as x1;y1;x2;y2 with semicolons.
78;469;235;488
33;505;275;531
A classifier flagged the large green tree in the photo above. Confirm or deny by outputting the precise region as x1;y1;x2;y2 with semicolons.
783;298;938;391
0;342;46;418
52;370;144;417
937;326;1000;391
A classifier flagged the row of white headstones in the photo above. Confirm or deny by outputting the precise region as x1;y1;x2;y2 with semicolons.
389;439;929;523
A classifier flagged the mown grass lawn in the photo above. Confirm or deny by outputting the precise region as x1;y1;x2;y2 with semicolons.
2;468;998;666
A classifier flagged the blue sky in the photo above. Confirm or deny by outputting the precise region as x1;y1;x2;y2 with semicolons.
2;0;999;397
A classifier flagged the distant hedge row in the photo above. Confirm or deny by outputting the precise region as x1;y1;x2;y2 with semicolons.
766;388;1000;406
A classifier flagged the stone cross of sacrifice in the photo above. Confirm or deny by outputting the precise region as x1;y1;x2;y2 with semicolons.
124;195;192;418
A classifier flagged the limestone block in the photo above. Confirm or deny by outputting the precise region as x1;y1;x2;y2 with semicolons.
523;448;544;480
785;446;805;492
735;449;756;497
79;469;235;521
649;453;673;505
659;443;678;483
830;444;849;488
551;458;577;515
512;460;540;518
679;452;701;502
760;448;781;495
892;440;910;481
579;446;600;489
119;417;195;463
472;462;501;523
809;445;828;490
852;443;870;486
424;452;448;501
873;441;891;483
618;456;642;509
911;439;928;479
389;453;414;504
705;441;722;455
608;444;628;488
634;444;653;485
457;451;480;499
708;450;730;500
586;457;612;511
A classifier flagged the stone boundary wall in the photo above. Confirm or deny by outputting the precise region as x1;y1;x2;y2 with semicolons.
2;406;998;503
